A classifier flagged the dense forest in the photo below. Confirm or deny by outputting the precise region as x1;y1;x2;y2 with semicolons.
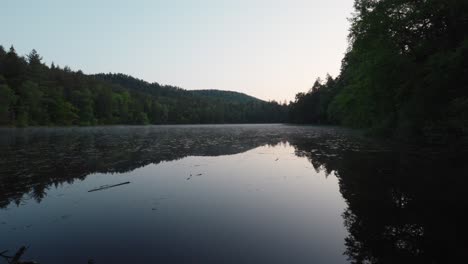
290;0;468;142
0;48;287;126
1;0;467;143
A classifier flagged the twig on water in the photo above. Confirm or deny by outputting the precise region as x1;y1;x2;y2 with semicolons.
0;246;37;264
88;182;131;192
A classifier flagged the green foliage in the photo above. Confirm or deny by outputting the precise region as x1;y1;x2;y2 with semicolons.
0;79;16;125
289;75;342;124
191;90;261;104
290;0;468;143
17;81;44;126
0;47;288;127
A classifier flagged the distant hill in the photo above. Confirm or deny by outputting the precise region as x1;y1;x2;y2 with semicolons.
190;89;263;104
91;73;264;104
0;47;288;126
91;73;185;96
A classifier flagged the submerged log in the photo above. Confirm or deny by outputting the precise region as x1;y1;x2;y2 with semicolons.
88;181;131;192
0;246;38;264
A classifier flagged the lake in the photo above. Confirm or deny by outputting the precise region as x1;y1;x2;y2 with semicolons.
0;124;466;264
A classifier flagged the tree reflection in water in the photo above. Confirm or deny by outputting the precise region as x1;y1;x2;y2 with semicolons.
290;139;468;264
0;125;466;263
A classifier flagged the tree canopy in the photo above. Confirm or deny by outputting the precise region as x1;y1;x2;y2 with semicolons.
289;0;468;143
0;48;288;126
2;0;467;144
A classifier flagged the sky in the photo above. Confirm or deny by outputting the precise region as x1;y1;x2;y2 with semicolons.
1;0;354;102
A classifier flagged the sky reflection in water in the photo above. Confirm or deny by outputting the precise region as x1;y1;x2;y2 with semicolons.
0;125;466;264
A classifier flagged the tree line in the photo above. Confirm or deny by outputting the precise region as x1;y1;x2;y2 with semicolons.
289;0;468;142
2;0;467;143
0;47;288;126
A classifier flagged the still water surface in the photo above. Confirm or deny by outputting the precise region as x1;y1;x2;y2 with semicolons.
0;125;466;263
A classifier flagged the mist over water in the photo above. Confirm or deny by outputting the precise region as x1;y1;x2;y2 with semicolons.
1;125;466;263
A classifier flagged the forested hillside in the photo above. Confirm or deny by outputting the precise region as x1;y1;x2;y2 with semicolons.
290;0;468;142
190;90;261;104
0;48;287;126
2;0;467;140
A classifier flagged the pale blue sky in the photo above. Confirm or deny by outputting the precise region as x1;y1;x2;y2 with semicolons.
1;0;353;101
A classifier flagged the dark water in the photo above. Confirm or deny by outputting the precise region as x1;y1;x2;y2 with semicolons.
0;125;467;264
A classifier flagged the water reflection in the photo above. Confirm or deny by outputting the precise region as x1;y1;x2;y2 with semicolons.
0;125;284;207
0;125;467;264
290;138;468;264
0;125;361;208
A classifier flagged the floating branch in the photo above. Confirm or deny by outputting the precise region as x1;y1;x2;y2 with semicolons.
88;182;131;192
0;246;37;264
